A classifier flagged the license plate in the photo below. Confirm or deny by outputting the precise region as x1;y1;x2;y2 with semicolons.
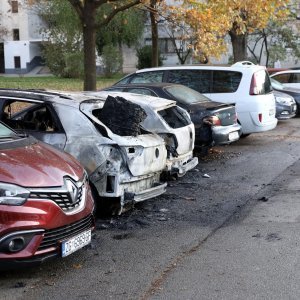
229;131;239;141
61;229;91;257
269;109;275;116
292;104;297;112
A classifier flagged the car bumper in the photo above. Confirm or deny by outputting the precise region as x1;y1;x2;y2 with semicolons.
212;123;241;145
166;152;198;176
93;171;167;202
276;103;297;120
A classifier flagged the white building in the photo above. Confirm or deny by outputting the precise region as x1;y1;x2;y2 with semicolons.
0;0;45;74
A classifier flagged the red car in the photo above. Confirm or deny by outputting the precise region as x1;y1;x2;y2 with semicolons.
0;122;95;270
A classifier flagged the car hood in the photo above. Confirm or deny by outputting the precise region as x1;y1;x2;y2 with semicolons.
0;138;83;187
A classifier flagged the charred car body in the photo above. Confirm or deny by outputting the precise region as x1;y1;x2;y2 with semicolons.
0;89;171;213
85;91;198;177
0;122;94;270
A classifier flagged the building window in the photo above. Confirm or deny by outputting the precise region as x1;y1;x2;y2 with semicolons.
13;29;19;41
14;56;21;69
12;1;18;13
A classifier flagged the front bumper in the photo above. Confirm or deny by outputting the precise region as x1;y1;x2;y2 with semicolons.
276;103;297;120
212;123;241;145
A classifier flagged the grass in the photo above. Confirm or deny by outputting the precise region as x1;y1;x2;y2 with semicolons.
0;74;124;91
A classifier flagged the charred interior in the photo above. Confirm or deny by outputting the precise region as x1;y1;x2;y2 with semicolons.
95;96;148;136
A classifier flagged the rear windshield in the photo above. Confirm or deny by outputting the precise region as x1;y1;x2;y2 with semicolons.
158;106;191;129
164;85;211;104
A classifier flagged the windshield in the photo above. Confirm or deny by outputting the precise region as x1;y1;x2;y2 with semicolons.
164;85;211;104
0;122;18;139
271;78;284;90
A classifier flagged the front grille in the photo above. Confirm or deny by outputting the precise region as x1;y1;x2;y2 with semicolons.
30;185;84;212
29;176;86;212
37;214;94;251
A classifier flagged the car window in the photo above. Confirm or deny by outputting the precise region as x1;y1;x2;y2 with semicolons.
0;122;17;138
292;73;300;83
272;73;290;83
167;70;211;94
127;88;155;96
115;76;131;85
1;100;59;132
212;71;242;93
130;71;164;83
164;85;211;104
270;78;284;90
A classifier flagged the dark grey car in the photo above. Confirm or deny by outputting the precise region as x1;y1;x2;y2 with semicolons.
103;83;241;149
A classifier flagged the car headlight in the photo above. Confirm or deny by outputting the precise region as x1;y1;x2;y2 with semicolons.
0;183;30;206
275;96;292;105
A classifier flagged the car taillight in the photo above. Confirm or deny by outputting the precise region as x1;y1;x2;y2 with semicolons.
249;74;257;95
258;113;262;123
203;116;221;126
234;112;238;123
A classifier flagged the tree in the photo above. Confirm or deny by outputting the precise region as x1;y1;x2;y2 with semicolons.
36;0;83;77
168;1;230;63
67;0;142;91
211;0;291;62
96;8;145;55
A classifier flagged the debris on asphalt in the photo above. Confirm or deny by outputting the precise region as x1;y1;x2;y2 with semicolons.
258;196;269;202
202;173;211;178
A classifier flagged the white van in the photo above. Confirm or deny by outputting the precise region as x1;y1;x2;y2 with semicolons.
115;62;277;135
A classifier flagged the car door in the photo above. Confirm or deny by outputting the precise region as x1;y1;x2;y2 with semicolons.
0;99;67;150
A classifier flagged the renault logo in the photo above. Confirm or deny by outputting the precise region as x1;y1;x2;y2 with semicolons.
65;178;78;203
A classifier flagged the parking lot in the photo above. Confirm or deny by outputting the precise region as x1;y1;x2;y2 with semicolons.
2;117;300;300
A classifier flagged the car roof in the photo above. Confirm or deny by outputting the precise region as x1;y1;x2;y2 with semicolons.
107;82;184;89
86;91;176;110
133;63;266;74
271;70;300;76
0;89;97;108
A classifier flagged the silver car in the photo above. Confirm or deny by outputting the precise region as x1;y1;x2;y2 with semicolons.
0;89;169;213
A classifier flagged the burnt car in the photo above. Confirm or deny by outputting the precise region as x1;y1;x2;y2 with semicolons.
273;90;296;120
103;83;241;149
85;90;198;177
271;78;300;115
0;121;94;270
0;89;169;214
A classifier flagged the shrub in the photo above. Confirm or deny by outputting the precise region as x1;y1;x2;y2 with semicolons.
136;45;163;69
102;44;123;77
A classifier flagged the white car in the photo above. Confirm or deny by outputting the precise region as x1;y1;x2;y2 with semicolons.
114;61;278;135
270;70;300;89
86;91;198;177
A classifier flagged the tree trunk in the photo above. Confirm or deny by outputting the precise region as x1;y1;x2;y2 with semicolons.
82;5;97;91
150;0;158;67
229;31;248;63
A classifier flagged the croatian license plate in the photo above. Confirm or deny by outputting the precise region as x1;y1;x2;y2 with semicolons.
292;104;297;112
61;229;91;257
229;131;239;141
